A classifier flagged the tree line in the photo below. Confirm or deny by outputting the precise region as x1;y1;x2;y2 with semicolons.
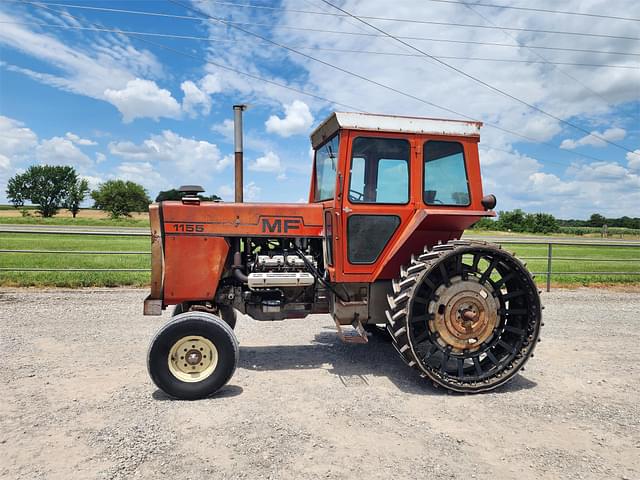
5;165;220;219
473;209;640;234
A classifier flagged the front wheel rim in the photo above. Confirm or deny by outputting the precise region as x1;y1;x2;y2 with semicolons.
168;335;218;382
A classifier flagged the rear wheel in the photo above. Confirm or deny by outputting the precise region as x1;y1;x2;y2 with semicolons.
386;240;542;393
147;312;239;400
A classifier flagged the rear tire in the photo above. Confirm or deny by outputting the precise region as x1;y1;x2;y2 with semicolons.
386;240;542;393
147;312;239;400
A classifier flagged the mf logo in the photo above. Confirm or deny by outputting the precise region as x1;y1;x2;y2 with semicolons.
260;216;301;233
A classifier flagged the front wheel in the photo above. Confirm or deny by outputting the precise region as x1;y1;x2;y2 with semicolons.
147;312;239;400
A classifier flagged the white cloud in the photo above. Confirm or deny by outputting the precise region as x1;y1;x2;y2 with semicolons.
109;131;231;186
218;184;234;200
265;100;314;137
0;154;10;171
104;79;181;123
249;151;282;172
0;116;38;159
0;115;98;194
35;136;92;167
244;181;261;201
0;10;166;121
200;73;222;95
65;132;97;146
181;80;211;117
217;182;260;201
95;152;107;164
212;119;234;139
567;161;629;182
115;162;165;193
560;128;627;150
211;118;274;152
626;150;640;172
181;74;224;118
81;175;104;191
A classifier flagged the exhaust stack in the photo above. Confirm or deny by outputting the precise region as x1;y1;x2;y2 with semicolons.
233;104;247;203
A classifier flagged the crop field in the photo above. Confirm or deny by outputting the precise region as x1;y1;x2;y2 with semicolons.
0;231;638;288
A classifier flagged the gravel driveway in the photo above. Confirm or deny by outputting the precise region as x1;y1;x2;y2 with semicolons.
1;288;638;480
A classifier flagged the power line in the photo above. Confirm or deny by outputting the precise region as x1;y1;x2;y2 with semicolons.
20;1;626;167
196;0;640;22
164;0;623;164
302;45;639;70
424;0;640;23
14;1;640;57
192;0;640;40
320;0;635;154
4;20;635;70
14;9;363;112
461;2;613;109
13;0;640;42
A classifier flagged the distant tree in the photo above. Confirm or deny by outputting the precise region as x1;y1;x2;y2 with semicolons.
471;218;497;230
6;165;77;217
496;209;527;232
155;189;222;202
589;213;606;227
6;175;27;208
527;213;559;234
66;178;90;218
91;180;151;218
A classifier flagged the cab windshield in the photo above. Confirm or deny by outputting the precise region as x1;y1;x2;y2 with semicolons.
314;134;339;202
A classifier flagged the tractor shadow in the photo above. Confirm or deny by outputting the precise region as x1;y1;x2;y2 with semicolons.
152;385;244;401
239;328;537;396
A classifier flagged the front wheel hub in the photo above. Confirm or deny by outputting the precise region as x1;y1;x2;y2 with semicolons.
168;336;218;383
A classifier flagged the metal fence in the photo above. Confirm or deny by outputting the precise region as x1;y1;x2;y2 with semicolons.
1;229;639;291
486;239;640;291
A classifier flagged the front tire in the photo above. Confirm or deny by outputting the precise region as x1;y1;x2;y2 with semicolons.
147;312;239;400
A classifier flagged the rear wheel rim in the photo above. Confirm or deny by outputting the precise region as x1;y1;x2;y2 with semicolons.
407;246;540;390
168;335;218;383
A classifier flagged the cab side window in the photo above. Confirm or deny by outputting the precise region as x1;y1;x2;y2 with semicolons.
423;141;470;206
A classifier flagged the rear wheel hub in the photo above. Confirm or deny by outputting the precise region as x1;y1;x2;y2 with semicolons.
430;278;498;352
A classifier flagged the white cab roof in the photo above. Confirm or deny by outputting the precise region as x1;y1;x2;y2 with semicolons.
310;112;482;148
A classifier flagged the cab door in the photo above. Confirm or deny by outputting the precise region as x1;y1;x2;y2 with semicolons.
338;131;416;281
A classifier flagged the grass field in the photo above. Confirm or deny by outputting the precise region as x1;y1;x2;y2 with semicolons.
0;231;638;288
0;233;150;287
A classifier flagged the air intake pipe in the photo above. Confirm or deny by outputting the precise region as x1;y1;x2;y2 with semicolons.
232;237;248;283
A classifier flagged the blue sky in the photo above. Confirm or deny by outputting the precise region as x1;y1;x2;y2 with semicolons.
0;0;638;218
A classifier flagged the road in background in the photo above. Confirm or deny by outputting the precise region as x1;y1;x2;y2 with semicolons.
0;288;638;479
2;224;640;245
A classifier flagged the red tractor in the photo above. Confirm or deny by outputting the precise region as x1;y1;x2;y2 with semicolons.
144;111;542;399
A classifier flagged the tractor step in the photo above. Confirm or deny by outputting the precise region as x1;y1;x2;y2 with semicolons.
334;317;369;344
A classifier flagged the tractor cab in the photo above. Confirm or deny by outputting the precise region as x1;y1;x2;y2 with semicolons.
308;112;495;283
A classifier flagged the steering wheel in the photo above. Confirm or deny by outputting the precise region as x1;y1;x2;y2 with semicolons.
348;189;364;202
